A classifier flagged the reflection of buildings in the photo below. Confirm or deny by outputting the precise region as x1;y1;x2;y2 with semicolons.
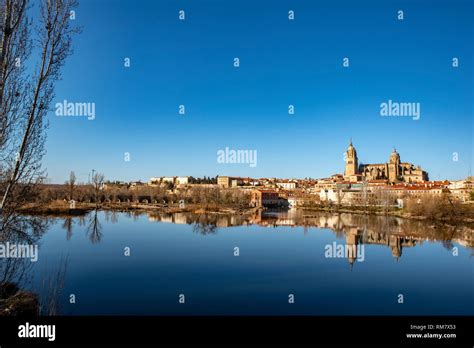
312;214;421;262
345;227;362;267
247;210;472;262
144;210;473;262
148;212;249;228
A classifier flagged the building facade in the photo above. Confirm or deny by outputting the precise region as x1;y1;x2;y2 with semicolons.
344;141;428;183
149;176;189;186
448;179;474;202
217;176;243;188
276;181;297;190
250;189;283;207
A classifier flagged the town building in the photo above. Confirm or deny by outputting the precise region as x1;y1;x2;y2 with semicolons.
250;189;284;207
319;180;449;206
217;176;243;188
448;179;474;202
319;182;374;206
276;181;297;190
315;178;337;190
149;176;190;186
129;181;145;189
380;182;449;198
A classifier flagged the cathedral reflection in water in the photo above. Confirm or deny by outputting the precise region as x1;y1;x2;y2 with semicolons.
146;209;474;266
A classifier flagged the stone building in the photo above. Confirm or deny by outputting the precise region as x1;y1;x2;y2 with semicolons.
344;141;428;183
250;189;284;207
217;176;243;188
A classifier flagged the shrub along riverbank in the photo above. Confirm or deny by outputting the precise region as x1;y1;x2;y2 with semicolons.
301;199;474;224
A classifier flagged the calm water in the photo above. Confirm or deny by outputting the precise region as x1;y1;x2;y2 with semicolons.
2;209;473;315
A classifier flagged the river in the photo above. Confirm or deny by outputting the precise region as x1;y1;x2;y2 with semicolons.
1;209;473;315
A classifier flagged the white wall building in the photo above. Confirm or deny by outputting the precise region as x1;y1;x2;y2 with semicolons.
276;182;297;190
320;189;338;203
448;179;474;202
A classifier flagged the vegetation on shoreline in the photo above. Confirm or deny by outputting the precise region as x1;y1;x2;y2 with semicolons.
0;282;39;316
17;179;255;216
301;195;474;224
18;200;258;217
17;194;474;227
6;171;474;225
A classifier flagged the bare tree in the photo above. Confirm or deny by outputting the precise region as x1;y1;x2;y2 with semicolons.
0;0;80;213
335;186;346;209
65;170;75;200
0;0;28;153
91;171;104;204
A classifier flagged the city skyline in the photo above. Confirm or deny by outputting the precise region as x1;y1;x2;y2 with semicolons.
46;138;472;184
42;0;473;183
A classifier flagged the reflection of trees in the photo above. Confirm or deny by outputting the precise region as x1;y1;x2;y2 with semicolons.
192;221;218;235
62;218;74;241
0;213;49;315
63;212;112;242
104;210;118;224
40;256;68;315
191;214;219;235
1;213;48;245
0;214;49;284
1;212;71;315
145;209;473;249
86;210;103;244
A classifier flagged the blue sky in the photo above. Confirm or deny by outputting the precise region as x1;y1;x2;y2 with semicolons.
43;0;473;183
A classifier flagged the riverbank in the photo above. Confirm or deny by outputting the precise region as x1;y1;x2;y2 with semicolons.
0;283;39;316
14;200;474;226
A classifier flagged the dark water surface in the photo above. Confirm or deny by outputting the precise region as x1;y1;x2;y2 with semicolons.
4;209;473;315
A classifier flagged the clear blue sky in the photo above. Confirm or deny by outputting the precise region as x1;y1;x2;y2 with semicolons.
43;0;473;183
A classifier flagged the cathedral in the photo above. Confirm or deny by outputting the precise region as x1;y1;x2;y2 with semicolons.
344;140;428;183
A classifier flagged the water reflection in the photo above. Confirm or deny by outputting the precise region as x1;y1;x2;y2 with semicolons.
54;209;474;261
144;209;474;262
2;209;472;316
86;210;103;244
0;213;68;315
0;214;49;285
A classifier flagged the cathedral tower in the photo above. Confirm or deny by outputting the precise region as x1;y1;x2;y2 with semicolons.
344;139;358;178
388;148;400;182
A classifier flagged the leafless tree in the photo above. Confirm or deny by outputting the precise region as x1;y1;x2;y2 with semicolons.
65;170;75;200
0;0;28;156
91;171;104;204
335;186;346;209
0;0;80;213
